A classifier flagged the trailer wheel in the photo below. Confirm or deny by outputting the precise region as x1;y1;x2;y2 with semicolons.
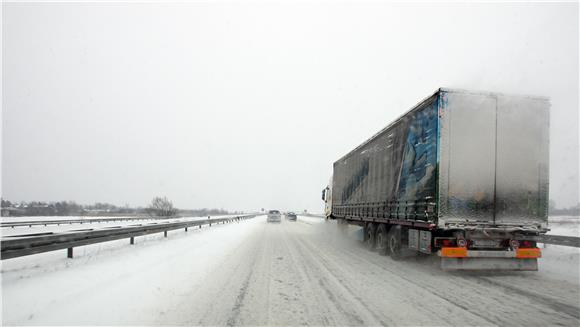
364;223;377;250
387;225;403;260
376;224;388;256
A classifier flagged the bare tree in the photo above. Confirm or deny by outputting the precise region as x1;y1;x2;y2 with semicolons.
148;196;177;217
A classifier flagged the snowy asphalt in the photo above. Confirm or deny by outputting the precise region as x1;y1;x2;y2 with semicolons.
2;215;580;326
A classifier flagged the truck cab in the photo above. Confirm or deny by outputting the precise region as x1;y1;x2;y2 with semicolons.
322;186;332;219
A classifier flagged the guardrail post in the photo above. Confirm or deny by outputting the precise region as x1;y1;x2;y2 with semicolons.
130;237;134;245
67;247;73;258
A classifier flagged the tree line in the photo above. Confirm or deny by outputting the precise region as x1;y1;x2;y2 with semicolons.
1;197;236;218
549;201;580;216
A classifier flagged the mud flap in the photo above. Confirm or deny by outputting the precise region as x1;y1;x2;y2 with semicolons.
441;258;538;271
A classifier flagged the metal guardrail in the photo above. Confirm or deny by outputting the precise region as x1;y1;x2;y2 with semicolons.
1;215;257;260
1;217;163;228
538;234;580;248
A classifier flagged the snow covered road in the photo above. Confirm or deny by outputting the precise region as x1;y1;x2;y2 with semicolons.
2;215;579;326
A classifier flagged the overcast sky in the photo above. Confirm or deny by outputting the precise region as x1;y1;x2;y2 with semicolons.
2;2;578;212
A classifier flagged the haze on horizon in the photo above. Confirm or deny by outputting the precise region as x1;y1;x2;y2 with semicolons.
2;2;579;213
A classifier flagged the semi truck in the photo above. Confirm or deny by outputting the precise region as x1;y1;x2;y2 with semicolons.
322;88;549;270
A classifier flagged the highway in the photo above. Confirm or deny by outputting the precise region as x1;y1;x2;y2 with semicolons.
2;216;579;325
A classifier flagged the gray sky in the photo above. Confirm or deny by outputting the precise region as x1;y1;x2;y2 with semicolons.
2;2;578;212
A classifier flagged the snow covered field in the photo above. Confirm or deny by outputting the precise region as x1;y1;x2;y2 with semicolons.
540;216;580;283
1;215;152;223
0;215;242;237
548;215;580;237
1;215;579;325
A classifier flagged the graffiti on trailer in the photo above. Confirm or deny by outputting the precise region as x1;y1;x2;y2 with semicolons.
341;158;370;202
396;101;438;201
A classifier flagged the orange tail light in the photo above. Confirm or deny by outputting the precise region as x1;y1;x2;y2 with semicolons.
516;248;542;259
441;247;468;258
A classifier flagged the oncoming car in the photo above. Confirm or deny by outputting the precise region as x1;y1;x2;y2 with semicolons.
267;210;281;223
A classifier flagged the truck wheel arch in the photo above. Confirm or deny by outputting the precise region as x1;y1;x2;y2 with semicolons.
365;223;377;250
388;225;405;260
376;224;389;256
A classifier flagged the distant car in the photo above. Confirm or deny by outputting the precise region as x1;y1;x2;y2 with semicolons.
285;212;297;221
267;210;281;223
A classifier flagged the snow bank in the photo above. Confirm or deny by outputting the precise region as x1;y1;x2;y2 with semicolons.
1;216;265;325
0;215;242;237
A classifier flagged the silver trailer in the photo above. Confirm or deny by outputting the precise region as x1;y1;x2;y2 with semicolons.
322;88;549;270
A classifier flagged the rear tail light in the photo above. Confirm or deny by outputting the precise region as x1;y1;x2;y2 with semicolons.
518;240;535;248
440;247;468;257
442;239;454;247
509;239;520;249
516;248;541;258
435;238;457;248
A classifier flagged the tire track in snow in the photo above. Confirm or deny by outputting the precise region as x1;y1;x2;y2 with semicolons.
329;232;579;326
473;276;580;320
292;233;489;326
197;222;268;326
292;236;388;325
280;224;372;325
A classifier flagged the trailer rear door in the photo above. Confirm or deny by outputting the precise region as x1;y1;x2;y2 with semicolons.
494;96;549;225
438;91;497;224
438;90;549;227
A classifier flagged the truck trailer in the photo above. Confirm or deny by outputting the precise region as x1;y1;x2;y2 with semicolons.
322;88;549;270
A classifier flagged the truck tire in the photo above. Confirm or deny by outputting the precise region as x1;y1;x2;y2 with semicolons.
365;223;377;250
387;225;403;260
375;224;388;256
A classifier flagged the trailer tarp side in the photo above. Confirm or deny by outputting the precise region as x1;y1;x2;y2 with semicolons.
332;94;439;222
331;88;549;231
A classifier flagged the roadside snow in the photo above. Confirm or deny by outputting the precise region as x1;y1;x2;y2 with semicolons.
539;245;580;283
536;216;580;283
1;215;578;325
0;215;242;237
548;216;580;237
1;216;264;325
